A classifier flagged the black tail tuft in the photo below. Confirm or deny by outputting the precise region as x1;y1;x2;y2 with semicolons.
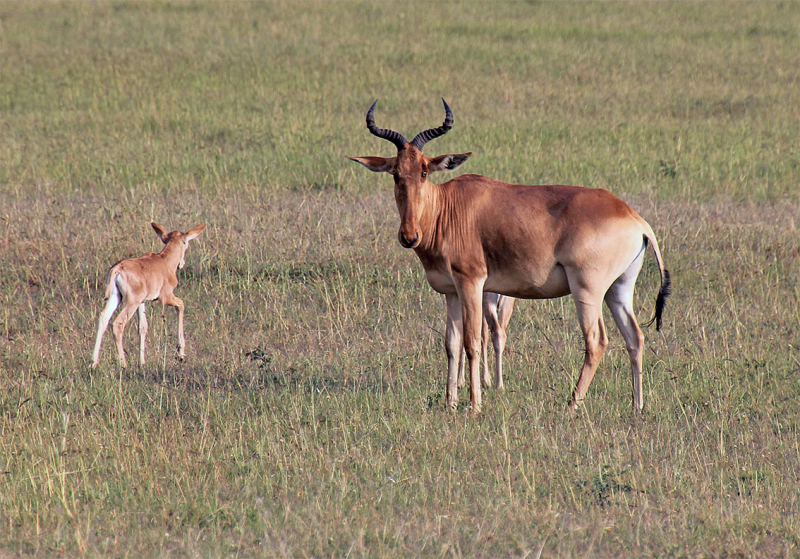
645;269;671;331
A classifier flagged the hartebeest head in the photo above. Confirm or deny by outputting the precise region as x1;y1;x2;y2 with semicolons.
349;99;472;249
150;222;206;270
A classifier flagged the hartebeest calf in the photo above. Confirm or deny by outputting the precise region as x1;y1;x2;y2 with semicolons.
91;222;206;369
350;100;670;414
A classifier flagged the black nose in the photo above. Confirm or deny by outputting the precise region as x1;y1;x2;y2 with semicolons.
399;233;419;248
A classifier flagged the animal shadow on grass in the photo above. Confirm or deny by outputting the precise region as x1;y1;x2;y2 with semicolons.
114;345;391;399
245;346;392;396
133;361;297;394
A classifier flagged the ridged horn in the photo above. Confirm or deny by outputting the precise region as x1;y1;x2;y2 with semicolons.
410;98;453;151
366;100;407;151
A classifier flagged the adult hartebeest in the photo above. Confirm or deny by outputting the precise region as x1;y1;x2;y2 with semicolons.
91;222;206;369
349;100;670;414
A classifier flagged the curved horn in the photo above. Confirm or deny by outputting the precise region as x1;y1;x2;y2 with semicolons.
366;100;408;151
410;98;453;151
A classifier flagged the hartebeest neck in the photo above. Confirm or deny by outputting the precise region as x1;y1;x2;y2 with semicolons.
414;181;455;253
419;182;442;246
415;178;488;263
159;239;184;269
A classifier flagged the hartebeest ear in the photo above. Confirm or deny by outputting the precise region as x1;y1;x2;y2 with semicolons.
427;152;472;173
347;156;396;173
151;222;169;244
185;224;206;242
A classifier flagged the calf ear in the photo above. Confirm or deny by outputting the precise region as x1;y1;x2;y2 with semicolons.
185;224;206;242
151;222;168;244
428;152;472;173
348;156;396;173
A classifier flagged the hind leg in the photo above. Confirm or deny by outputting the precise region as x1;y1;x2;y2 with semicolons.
91;285;121;368
491;295;515;390
565;275;609;410
567;304;608;410
112;299;140;369
605;250;646;410
457;348;466;389
481;293;499;388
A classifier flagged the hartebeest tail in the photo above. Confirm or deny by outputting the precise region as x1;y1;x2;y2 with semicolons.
350;99;671;414
651;269;672;331
91;222;206;369
640;226;672;331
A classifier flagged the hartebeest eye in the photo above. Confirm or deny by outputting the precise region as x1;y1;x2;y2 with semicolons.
421;171;428;179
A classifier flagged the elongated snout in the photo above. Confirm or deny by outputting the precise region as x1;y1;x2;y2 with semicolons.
398;229;420;249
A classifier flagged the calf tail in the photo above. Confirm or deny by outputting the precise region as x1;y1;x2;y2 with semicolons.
104;263;123;301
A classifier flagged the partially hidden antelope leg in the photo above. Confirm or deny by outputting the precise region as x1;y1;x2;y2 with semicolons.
493;296;515;389
445;294;463;410
481;294;497;388
483;295;505;390
112;299;140;369
457;347;467;389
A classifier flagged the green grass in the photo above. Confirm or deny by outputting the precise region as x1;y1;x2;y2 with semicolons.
1;1;799;557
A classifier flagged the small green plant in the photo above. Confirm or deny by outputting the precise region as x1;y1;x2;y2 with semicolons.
578;466;636;508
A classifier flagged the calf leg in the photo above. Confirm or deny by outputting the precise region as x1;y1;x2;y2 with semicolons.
112;300;140;369
161;293;186;360
137;303;148;367
91;280;121;369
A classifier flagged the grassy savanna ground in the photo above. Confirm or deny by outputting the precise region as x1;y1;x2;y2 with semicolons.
1;1;799;557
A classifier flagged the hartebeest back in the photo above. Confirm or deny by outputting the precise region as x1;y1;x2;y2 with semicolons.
350;100;670;414
91;222;206;369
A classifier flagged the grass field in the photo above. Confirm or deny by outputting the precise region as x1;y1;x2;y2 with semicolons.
1;1;799;557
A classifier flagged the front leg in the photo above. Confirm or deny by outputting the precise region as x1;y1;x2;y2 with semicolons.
174;297;186;360
137;303;148;366
161;293;186;360
444;294;463;411
456;278;486;414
